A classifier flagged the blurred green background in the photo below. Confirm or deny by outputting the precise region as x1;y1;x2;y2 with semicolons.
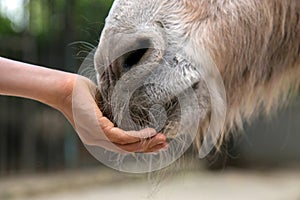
0;0;114;175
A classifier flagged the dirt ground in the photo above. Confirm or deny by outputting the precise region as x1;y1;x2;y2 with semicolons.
1;166;300;200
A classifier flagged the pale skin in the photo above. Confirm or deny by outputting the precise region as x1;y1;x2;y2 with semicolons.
0;57;168;153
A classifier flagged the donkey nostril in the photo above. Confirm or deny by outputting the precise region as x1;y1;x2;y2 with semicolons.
110;38;152;79
121;38;152;70
123;48;149;69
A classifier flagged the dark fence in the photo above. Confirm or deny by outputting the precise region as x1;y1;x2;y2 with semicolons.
0;36;99;176
0;0;113;176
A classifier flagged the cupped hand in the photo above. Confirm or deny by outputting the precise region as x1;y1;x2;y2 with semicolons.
58;74;168;153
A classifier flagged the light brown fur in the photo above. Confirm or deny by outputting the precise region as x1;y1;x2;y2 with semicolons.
191;1;300;133
95;0;300;152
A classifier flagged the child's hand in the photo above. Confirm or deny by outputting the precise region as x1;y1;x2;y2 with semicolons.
57;75;168;153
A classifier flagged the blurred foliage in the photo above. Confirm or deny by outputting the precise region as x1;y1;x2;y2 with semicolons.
0;15;15;35
0;0;113;37
0;0;114;68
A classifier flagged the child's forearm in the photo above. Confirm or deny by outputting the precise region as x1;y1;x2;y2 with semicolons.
0;57;75;109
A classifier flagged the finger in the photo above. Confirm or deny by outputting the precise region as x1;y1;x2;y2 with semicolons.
89;133;167;153
98;116;115;130
104;126;160;145
94;113;140;144
140;134;167;149
125;128;158;139
84;139;168;154
116;135;167;152
144;143;169;153
104;127;141;144
116;141;168;153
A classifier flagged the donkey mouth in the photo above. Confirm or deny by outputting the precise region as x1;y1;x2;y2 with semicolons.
95;53;201;138
96;84;182;137
96;79;201;139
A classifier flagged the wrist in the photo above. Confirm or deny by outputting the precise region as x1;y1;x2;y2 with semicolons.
55;74;97;126
52;72;77;112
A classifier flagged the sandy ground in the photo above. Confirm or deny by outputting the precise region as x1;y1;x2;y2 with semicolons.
1;167;300;200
